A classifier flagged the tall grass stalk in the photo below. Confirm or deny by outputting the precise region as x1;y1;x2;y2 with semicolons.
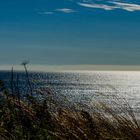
21;60;32;96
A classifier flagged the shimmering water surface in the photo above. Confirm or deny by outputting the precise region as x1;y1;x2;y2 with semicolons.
1;71;140;112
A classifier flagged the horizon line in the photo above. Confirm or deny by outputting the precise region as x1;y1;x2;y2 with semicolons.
0;64;140;72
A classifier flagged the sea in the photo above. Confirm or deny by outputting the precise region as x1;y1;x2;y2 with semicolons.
0;71;140;115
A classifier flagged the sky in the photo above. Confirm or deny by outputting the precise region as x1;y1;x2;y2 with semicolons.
0;0;140;66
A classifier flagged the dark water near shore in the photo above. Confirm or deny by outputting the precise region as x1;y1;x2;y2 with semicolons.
0;71;140;113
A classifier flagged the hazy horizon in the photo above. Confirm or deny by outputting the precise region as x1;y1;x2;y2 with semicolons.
1;64;140;72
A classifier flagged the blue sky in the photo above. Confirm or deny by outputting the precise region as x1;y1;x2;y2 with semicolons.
0;0;140;66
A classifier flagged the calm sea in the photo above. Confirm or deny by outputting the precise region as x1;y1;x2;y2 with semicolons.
0;71;140;113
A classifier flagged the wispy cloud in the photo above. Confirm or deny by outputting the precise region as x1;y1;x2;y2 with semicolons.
78;2;115;10
77;1;140;12
38;11;54;15
37;8;76;15
37;1;140;14
110;1;140;12
55;8;76;13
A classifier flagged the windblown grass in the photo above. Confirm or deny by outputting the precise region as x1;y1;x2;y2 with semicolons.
0;67;140;140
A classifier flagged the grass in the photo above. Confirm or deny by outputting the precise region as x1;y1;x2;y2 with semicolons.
0;66;140;140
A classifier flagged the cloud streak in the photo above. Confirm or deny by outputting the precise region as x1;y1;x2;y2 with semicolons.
37;8;76;15
78;2;115;10
77;1;140;12
55;8;76;13
110;1;140;12
37;1;140;15
38;11;54;15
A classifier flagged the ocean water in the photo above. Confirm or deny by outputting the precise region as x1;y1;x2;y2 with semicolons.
0;71;140;113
